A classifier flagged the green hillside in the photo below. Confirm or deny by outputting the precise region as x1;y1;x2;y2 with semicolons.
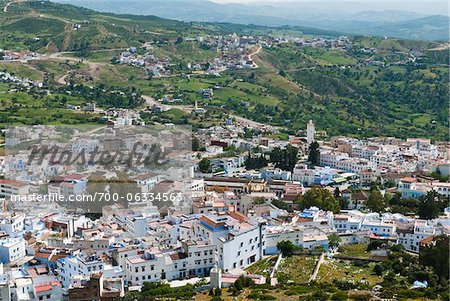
0;0;448;140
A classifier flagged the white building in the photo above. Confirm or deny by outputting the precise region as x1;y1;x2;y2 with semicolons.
333;214;363;233
397;220;435;252
57;253;105;289
265;225;330;254
361;219;396;237
0;237;26;264
0;213;25;236
292;164;315;186
188;213;266;272
124;240;215;286
0;180;29;198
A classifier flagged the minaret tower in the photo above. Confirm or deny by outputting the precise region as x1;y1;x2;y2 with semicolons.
307;120;316;145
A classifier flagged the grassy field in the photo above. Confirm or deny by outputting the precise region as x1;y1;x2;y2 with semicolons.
0;84;101;126
0;62;43;81
245;255;277;277
337;244;371;258
275;255;318;284
316;258;382;286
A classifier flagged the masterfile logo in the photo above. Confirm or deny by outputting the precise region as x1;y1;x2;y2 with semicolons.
3;124;194;213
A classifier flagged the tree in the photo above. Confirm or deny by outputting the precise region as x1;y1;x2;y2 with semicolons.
365;189;386;212
417;191;446;220
419;235;449;282
192;137;200;151
277;240;296;256
269;145;298;171
338;197;349;210
252;197;266;205
271;199;288;210
245;153;268;170
233;275;254;291
175;36;183;44
198;158;211;173
214;288;222;296
307;141;320;166
295;187;340;213
333;187;341;198
367;240;383;251
373;263;384;276
328;233;341;250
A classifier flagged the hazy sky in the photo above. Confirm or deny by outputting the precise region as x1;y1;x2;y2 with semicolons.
211;0;446;3
209;0;449;15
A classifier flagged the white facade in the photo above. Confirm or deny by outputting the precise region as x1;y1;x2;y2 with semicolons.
292;164;315;186
397;220;435;253
333;215;363;233
361;220;396;237
57;254;105;289
0;213;25;236
0;238;26;264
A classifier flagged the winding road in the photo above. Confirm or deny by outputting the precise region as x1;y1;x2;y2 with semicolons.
142;95;272;129
249;45;262;68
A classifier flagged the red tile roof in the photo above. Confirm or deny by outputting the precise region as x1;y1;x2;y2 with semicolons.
399;177;417;183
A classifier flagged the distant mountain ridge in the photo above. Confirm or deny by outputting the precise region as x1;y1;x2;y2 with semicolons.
52;0;450;41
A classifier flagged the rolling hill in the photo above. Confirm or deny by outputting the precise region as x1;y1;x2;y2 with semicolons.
0;0;448;140
53;0;450;41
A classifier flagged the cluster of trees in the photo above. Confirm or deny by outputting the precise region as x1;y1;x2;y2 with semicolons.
244;153;268;170
277;240;301;256
277;240;325;256
59;84;144;108
365;188;387;213
295;187;340;213
198;157;212;173
245;145;298;171
416;191;448;219
233;275;255;292
345;187;447;219
371;239;449;300
419;235;449;283
268;145;299;171
307;141;320;166
388;190;448;219
124;281;195;300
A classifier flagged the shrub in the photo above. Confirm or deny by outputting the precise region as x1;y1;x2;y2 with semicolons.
350;292;371;301
331;291;348;301
247;292;277;300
